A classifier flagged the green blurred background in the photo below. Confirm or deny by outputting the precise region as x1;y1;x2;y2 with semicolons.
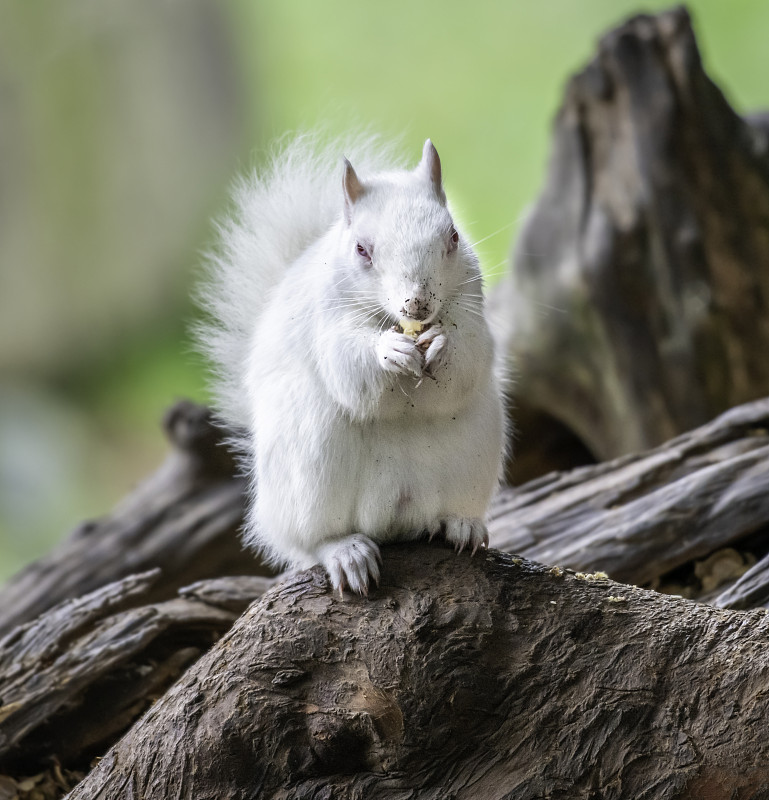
2;0;768;581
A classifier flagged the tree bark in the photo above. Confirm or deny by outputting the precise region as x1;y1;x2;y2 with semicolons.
59;545;769;800
0;571;272;796
488;396;769;602
490;6;769;481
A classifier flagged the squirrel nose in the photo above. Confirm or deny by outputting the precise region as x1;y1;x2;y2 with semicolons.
401;295;431;321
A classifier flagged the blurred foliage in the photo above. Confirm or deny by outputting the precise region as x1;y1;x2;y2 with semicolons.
1;0;769;581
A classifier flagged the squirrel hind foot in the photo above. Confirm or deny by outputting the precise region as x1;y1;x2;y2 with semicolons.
316;533;382;597
442;517;489;556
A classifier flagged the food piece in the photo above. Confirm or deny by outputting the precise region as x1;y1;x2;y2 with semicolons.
398;319;424;338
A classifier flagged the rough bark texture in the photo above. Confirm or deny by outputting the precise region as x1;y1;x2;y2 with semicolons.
488;397;769;600
0;401;262;639
0;571;272;771
490;5;769;480
62;545;769;800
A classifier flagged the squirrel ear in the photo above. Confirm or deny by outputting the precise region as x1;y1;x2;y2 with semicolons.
342;157;365;223
417;139;446;204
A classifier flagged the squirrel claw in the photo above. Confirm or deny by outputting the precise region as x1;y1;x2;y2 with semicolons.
419;328;449;374
425;520;442;543
443;517;488;557
472;532;490;557
317;534;381;598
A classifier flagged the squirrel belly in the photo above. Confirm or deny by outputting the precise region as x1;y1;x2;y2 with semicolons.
200;134;506;595
247;292;503;564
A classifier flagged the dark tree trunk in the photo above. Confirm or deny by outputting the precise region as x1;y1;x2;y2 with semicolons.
490;6;769;482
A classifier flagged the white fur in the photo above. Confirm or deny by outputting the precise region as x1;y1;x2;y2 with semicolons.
199;134;506;594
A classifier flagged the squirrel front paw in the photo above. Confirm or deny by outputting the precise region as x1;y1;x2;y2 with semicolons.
417;326;449;375
377;330;424;378
316;533;382;596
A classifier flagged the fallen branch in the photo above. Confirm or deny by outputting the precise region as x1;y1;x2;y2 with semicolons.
0;571;272;779
0;401;260;638
489;397;769;601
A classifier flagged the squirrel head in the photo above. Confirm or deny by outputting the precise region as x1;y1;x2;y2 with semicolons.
339;140;477;326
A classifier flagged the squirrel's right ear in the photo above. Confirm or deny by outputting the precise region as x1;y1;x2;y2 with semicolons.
342;157;365;223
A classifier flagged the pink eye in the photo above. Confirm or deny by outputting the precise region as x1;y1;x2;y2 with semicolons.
355;242;372;263
448;225;459;251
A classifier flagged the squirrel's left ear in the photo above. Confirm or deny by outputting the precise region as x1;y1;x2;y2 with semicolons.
417;139;446;205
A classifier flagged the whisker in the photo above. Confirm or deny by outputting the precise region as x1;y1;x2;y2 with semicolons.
325;293;381;307
453;303;485;318
454;298;484;309
326;296;374;305
325;300;377;311
345;306;382;322
468;220;516;249
485;259;510;273
336;304;382;323
334;293;379;302
453;297;484;310
535;302;567;314
478;263;510;282
456;296;484;305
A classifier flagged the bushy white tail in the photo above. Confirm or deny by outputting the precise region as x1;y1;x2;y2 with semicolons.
196;133;401;429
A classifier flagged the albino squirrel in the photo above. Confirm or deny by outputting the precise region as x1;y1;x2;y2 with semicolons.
199;135;505;595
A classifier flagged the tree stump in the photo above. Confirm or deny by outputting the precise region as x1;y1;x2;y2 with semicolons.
490;5;769;481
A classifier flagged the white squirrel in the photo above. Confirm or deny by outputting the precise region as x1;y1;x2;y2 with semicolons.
199;134;505;595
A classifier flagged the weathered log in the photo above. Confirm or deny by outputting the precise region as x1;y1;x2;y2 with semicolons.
489;396;769;602
713;550;769;610
0;570;272;778
62;544;769;800
0;401;261;638
490;6;769;480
